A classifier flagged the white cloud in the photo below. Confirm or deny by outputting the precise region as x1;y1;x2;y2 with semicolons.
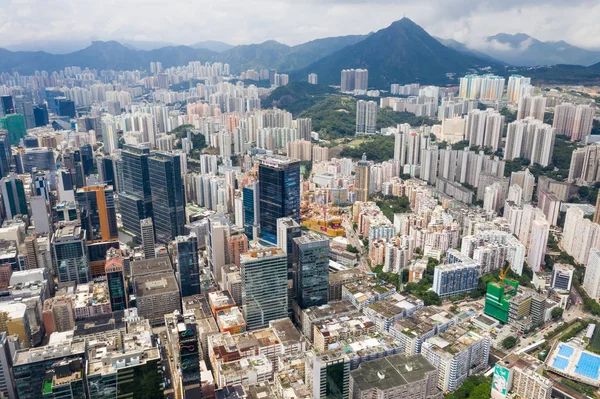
0;0;599;51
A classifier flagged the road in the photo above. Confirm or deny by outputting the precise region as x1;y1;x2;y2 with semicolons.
341;208;370;272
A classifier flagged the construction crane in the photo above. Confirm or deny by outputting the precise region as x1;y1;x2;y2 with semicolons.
499;263;511;280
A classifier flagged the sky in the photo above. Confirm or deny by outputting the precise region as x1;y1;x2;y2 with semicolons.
1;0;600;52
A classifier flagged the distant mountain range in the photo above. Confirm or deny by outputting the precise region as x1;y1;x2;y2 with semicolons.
441;33;600;67
0;35;367;74
2;20;600;85
0;41;218;73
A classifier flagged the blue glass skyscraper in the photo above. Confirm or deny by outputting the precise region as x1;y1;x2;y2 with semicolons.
243;183;259;240
175;234;200;297
258;156;300;243
293;233;330;309
149;151;186;243
119;144;152;240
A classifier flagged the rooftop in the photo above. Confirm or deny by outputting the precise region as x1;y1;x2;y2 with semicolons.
14;340;86;366
130;257;173;278
270;318;303;347
366;292;423;319
217;307;246;330
302;300;359;322
53;225;83;242
134;273;179;297
350;353;437;391
208;290;236;310
259;155;300;167
424;325;487;356
74;281;110;308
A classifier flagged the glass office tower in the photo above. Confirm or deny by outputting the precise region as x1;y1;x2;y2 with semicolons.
119;144;152;239
175;234;200;297
148;151;185;243
258;156;300;243
293;233;330;309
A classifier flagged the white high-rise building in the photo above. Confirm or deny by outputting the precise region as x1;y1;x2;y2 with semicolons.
507;75;532;102
561;205;600;265
517;95;547;121
510;170;535;202
354;69;369;91
207;215;231;286
553;103;595;141
528;219;549;272
584;248;600;299
340;69;368;92
459;74;505;100
356;100;377;135
507;184;524;206
465;109;505;151
308;73;318;85
505;118;555;167
568;144;600;184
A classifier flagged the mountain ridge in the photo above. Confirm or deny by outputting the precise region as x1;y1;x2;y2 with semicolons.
293;18;499;87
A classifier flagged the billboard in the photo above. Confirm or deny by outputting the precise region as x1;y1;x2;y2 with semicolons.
491;364;510;399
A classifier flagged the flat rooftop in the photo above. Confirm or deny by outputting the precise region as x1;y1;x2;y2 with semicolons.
303;300;359;321
134;273;179;297
270;318;303;346
14;340;86;366
350;353;437;391
130;257;173;278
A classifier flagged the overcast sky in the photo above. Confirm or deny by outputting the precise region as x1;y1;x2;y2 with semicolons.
1;0;599;51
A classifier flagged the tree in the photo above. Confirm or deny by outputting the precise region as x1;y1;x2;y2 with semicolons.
503;336;518;349
346;244;359;254
552;307;564;319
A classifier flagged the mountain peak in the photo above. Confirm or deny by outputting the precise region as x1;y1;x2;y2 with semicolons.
295;17;497;87
88;40;128;50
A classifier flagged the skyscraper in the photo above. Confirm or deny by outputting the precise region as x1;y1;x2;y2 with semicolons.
148;151;185;243
33;104;49;127
308;73;318;85
355;100;377;135
241;246;288;330
527;219;549;273
242;183;260;240
293;233;330;309
207;215;231;285
119;144;152;239
12;95;35;130
517;95;547;121
0;114;26;145
52;225;90;284
175;234;200;297
0;174;27;219
506;75;532;102
76;185;118;241
465;109;505;151
355;154;370;202
0;96;14;115
0;133;11;178
105;248;127;311
54;97;76;118
584;248;600;299
258;156;301;243
553;103;595;141
505;118;555;167
140;218;156;259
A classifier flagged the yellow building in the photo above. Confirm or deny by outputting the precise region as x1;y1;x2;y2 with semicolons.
0;302;29;348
